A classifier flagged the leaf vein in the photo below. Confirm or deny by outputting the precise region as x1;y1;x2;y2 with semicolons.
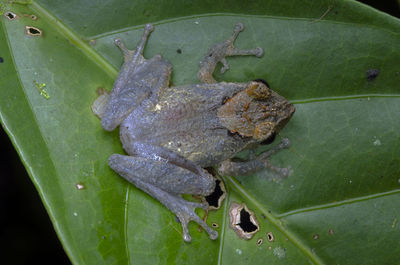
277;189;400;218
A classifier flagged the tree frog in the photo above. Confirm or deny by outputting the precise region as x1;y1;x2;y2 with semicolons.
92;23;295;242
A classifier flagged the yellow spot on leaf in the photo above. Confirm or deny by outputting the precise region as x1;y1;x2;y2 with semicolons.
34;81;50;99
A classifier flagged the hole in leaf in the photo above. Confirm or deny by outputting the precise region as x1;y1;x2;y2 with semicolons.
25;26;42;36
5;11;17;20
23;13;38;20
0;57;4;63
267;232;275;242
229;202;259;240
238;208;258;232
205;179;225;209
75;183;85;190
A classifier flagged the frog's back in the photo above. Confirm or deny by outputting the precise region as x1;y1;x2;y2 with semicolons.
120;82;248;166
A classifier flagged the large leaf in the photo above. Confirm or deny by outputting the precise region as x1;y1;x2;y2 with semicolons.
1;0;400;264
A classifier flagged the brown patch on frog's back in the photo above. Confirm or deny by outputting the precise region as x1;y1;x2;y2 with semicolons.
246;81;271;99
217;81;294;141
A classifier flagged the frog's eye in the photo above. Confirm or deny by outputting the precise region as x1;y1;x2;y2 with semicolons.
253;78;270;88
221;96;230;105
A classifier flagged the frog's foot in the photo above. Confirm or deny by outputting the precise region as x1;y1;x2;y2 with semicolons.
114;23;154;63
108;153;218;242
198;22;264;83
223;23;264;59
132;177;218;242
169;196;219;242
217;138;292;178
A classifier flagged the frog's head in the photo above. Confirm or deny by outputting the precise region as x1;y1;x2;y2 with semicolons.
217;80;295;143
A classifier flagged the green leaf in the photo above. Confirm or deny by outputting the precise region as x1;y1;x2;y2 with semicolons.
1;0;400;264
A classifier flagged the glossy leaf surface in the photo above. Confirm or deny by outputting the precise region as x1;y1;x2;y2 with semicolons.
1;0;399;264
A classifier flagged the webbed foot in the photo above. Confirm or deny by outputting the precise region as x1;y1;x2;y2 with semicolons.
108;152;218;242
169;196;219;242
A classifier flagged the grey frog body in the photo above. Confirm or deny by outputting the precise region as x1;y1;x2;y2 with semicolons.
92;23;295;242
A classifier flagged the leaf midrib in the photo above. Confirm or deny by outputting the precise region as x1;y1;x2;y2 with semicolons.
217;188;229;265
124;187;131;265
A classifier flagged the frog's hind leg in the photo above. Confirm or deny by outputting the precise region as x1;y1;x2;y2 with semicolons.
114;23;155;64
224;23;263;58
217;138;292;178
108;153;219;242
197;23;264;83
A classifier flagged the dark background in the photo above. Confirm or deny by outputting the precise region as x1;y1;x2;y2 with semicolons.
1;1;399;264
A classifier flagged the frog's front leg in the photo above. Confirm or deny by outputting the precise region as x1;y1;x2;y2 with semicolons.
108;143;219;242
217;138;292;178
197;23;264;83
100;24;173;131
114;23;154;65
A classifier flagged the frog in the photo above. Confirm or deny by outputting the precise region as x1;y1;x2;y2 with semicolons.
92;23;295;242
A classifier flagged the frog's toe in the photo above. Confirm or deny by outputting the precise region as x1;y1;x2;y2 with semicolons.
219;58;230;74
114;38;131;54
114;38;122;45
280;138;291;148
144;23;154;32
187;201;209;210
114;38;125;48
254;47;264;57
179;212;218;242
279;166;293;177
234;22;244;32
175;199;218;242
